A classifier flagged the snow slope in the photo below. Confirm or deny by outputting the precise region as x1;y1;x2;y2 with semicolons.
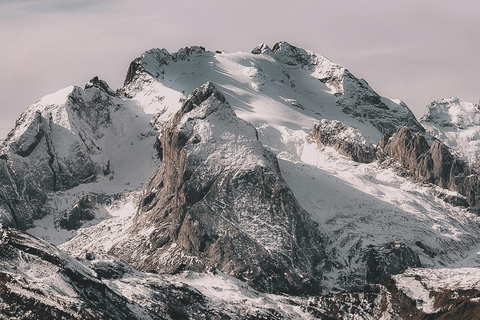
421;97;480;165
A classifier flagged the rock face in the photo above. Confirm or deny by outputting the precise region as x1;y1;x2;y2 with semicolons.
0;85;106;229
59;195;96;230
0;224;139;319
377;126;480;212
110;82;329;294
421;97;480;166
363;241;422;284
124;46;206;86
0;77;158;230
307;119;376;163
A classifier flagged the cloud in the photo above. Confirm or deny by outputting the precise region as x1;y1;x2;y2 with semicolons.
0;0;115;13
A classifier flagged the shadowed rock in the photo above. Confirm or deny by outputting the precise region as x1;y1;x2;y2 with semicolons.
110;82;330;294
307;119;376;163
378;126;480;212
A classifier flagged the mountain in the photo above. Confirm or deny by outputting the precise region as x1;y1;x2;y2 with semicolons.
2;41;480;319
421;97;480;166
109;82;330;294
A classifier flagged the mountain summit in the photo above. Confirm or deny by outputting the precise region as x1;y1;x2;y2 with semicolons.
2;42;480;319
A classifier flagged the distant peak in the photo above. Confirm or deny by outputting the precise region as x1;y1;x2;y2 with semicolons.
430;97;461;107
172;46;206;61
251;43;272;55
85;76;116;96
271;41;312;66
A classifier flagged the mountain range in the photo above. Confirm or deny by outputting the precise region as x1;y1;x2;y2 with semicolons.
1;41;480;319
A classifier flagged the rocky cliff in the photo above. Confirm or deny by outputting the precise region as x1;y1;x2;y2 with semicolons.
377;126;480;211
307;119;376;163
0;84;108;229
109;82;330;294
0;77;159;231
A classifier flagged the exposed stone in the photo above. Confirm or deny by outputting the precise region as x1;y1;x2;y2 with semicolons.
59;195;96;230
363;242;422;284
337;72;425;135
307;119;376;163
110;82;330;295
272;41;313;66
251;43;272;55
0;225;140;319
377;126;480;212
85;76;116;96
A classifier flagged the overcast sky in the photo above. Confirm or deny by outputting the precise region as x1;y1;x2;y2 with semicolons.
1;0;479;138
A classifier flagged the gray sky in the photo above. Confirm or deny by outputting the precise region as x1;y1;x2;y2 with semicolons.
1;0;480;138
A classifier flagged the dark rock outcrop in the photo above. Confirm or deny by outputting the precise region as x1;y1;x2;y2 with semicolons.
85;76;117;96
110;82;330;295
0;225;141;319
123;46;206;86
59;195;96;230
363;242;422;284
378;126;480;212
251;43;272;55
335;70;425;135
307;119;376;163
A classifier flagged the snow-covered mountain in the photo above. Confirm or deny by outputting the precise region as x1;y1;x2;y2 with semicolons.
2;41;480;319
421;97;480;166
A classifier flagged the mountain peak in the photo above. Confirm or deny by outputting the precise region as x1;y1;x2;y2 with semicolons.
84;76;116;96
251;43;272;54
271;41;313;66
421;97;480;164
421;97;480;127
179;81;226;116
105;83;329;294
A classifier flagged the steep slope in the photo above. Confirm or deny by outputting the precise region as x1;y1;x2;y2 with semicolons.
0;77;159;232
104;82;329;294
0;224;143;319
377;126;480;212
123;41;422;145
421;97;480;166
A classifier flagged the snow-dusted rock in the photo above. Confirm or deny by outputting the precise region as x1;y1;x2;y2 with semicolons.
0;77;158;230
0;224;141;319
421;97;480;166
377;126;480;212
2;223;331;319
267;41;424;135
307;119;376;163
108;82;330;294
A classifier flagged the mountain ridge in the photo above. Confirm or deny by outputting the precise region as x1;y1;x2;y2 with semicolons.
2;41;480;319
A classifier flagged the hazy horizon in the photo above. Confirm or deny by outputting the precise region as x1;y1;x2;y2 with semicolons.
1;0;479;138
